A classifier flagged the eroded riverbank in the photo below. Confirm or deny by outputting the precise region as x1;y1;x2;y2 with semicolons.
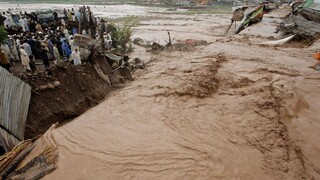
10;4;320;179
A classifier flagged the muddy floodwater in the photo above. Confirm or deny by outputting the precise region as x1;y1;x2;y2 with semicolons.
8;3;320;179
0;3;165;18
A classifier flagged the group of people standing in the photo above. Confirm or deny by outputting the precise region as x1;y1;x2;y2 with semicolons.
2;10;45;33
0;5;116;73
0;28;82;73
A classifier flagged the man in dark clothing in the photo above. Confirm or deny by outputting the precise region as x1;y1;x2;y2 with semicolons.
88;9;96;39
54;37;63;56
99;19;107;49
26;39;37;72
63;8;67;21
53;11;58;22
34;37;42;59
40;46;50;68
29;20;36;32
29;55;37;72
27;36;36;57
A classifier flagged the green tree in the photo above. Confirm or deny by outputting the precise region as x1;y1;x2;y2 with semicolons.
0;26;8;44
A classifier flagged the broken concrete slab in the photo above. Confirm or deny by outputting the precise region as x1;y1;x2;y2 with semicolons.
73;34;95;50
299;8;320;23
277;15;320;37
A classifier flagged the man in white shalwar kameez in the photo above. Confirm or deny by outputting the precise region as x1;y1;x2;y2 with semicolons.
19;18;26;32
69;36;74;51
53;44;61;64
19;46;31;71
71;47;81;65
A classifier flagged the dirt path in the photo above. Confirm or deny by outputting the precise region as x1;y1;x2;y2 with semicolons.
27;7;320;179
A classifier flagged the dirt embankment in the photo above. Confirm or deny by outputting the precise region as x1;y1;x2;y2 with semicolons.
17;55;131;139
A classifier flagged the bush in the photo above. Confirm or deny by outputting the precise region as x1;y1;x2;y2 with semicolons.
0;26;8;44
111;17;138;54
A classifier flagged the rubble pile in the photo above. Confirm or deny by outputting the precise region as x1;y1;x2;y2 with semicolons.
16;67;61;90
133;38;210;53
0;138;57;180
277;2;320;41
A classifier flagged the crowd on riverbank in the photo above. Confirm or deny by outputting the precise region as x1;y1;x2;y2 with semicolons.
0;6;113;73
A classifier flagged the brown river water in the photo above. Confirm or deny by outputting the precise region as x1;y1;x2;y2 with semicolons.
4;3;320;179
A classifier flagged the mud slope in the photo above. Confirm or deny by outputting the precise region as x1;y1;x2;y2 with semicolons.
20;55;129;139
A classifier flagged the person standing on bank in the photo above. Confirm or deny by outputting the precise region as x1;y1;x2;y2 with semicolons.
71;47;81;65
40;46;50;68
0;48;10;72
53;44;61;64
20;46;31;72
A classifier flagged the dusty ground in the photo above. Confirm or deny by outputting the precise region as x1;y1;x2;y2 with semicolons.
11;4;320;179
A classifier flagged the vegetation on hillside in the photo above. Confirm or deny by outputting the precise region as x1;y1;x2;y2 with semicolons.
0;26;8;44
111;16;138;54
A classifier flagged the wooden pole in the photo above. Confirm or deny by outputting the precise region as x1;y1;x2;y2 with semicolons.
224;20;234;36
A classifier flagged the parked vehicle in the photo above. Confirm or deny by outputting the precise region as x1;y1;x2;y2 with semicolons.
34;9;54;23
